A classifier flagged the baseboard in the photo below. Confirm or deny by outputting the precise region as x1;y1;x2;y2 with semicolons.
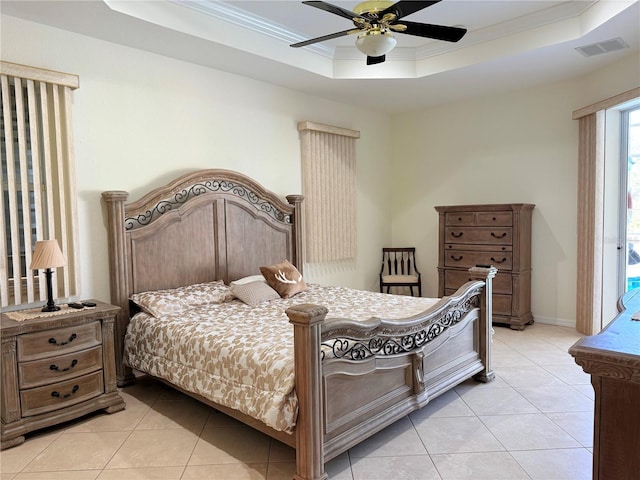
532;315;576;329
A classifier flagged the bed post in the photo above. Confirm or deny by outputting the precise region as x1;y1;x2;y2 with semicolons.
286;304;328;480
287;194;305;275
469;266;497;383
101;191;136;387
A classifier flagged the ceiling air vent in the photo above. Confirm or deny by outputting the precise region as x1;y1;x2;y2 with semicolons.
575;37;630;57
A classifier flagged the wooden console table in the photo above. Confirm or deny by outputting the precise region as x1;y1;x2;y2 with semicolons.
569;288;640;480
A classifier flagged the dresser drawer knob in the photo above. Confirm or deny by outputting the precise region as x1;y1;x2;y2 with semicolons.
450;232;463;238
51;385;79;399
491;257;507;264
450;255;463;261
50;359;78;372
491;232;507;238
48;333;77;346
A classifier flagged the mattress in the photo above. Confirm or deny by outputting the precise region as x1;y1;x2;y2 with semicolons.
123;283;439;433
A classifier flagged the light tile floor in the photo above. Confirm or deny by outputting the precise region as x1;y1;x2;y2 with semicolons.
1;323;593;480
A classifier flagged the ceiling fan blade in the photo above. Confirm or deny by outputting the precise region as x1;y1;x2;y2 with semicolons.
302;1;364;21
379;1;441;20
367;55;386;65
398;20;467;42
291;29;359;48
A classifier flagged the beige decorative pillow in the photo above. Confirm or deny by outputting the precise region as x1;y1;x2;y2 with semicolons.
130;280;233;317
260;260;308;298
230;281;280;307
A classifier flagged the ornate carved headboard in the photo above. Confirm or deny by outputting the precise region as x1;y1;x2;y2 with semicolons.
102;169;304;385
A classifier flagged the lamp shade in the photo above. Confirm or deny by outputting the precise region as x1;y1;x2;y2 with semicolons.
355;30;397;57
30;240;67;269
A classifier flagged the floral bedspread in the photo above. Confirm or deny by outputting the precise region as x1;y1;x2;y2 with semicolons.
123;284;439;433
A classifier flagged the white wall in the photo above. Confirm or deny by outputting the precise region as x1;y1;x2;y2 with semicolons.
1;15;393;303
390;53;640;327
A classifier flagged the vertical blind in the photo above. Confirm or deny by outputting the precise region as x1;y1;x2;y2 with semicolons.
0;61;80;308
298;121;360;263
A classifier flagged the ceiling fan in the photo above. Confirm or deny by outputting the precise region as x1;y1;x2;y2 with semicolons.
290;0;467;65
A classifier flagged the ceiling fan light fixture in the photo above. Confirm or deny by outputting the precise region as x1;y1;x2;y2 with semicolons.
355;30;397;57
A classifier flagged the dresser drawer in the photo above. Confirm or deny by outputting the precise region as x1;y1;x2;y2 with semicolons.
18;346;103;389
17;322;102;362
445;211;512;226
445;212;476;225
445;227;513;245
444;269;512;294
444;250;513;270
475;212;512;226
446;289;512;316
20;370;104;417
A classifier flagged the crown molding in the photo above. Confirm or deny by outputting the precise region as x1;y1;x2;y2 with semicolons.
172;0;334;57
174;0;598;64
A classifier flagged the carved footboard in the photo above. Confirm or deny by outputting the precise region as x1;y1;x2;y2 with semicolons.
286;266;496;480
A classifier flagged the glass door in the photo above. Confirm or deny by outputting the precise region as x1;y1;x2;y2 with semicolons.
623;108;640;292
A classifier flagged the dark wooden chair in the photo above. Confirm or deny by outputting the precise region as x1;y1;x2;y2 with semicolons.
379;247;422;296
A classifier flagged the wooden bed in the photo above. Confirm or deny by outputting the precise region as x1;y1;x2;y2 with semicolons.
102;169;496;480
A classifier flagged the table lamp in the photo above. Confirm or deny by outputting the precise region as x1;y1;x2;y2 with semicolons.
30;240;67;312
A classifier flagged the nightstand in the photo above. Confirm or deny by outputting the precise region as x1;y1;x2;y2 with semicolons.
1;300;126;449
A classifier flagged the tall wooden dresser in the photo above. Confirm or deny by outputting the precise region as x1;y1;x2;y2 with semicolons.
436;203;535;330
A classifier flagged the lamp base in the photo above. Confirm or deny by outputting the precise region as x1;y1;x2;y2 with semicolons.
41;304;61;312
41;268;60;312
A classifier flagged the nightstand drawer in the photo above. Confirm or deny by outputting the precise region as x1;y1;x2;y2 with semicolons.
17;321;102;362
18;346;103;389
20;370;104;417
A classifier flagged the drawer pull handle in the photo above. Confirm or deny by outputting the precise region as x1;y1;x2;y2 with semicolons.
491;232;507;238
450;255;463;261
51;385;79;399
491;257;507;264
450;232;463;238
50;359;78;372
49;333;77;346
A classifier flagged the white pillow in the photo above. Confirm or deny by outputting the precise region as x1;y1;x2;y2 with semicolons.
229;274;266;287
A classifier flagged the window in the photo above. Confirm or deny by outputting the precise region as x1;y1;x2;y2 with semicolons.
622;107;640;292
298;121;360;263
0;61;80;308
